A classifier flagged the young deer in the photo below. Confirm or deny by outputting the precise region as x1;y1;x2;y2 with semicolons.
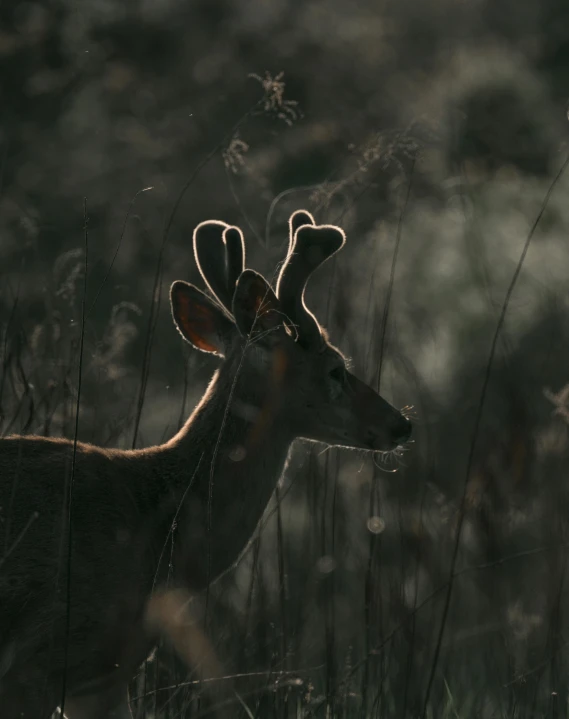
0;210;411;718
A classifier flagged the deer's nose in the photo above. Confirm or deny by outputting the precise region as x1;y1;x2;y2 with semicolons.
392;416;412;445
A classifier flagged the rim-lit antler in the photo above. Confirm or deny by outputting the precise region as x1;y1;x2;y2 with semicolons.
288;209;315;242
223;226;245;300
193;220;245;314
276;211;346;346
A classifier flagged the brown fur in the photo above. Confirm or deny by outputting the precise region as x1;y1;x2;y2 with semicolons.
0;214;411;718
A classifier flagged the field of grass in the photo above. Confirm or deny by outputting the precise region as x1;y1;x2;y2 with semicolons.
1;1;569;717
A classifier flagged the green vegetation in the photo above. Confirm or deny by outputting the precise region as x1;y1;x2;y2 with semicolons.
1;0;569;716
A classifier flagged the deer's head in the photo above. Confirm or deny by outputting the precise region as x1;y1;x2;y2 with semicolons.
170;211;411;453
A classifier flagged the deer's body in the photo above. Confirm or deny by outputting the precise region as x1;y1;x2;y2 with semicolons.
0;368;292;716
0;212;411;718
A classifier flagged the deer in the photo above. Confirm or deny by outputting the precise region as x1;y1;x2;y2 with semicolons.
0;209;412;718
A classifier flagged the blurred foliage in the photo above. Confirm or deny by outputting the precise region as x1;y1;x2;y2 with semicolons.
1;0;569;716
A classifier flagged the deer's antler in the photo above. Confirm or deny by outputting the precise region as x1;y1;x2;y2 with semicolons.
276;211;346;346
193;220;245;314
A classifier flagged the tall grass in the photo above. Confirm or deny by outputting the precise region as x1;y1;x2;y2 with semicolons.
2;13;569;714
3;154;569;718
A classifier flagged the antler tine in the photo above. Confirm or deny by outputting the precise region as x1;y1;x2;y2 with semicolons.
288;209;316;243
277;209;315;291
193;220;234;312
276;221;346;346
223;226;245;303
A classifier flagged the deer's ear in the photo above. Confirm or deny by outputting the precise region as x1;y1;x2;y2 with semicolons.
170;281;235;357
232;270;283;340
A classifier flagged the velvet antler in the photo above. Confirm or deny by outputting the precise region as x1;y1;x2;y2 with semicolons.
276;211;346;346
193;220;245;314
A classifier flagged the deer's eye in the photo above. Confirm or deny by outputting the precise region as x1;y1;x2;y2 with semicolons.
329;366;346;384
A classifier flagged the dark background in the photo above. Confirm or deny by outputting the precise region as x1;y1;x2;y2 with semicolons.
1;0;569;716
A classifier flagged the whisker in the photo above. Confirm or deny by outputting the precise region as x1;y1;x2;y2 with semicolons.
401;404;419;422
372;449;399;473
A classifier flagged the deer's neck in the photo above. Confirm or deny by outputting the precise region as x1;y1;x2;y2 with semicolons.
152;367;293;588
